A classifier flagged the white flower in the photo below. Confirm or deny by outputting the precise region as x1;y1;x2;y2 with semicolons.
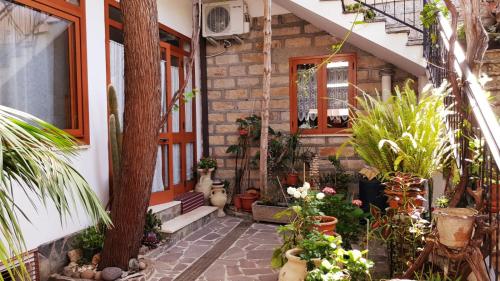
316;192;325;200
287;187;297;196
303;182;310;190
293;190;302;199
350;249;362;260
331;271;346;280
300;190;308;199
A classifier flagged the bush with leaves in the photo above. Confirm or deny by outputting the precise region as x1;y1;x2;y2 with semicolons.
142;209;162;248
319;193;366;248
74;227;105;261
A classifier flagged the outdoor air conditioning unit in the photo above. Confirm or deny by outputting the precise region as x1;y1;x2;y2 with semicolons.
202;0;250;39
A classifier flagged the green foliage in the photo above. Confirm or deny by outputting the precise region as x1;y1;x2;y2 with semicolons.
319;193;366;247
325;156;351;191
197;157;217;170
420;0;448;29
144;209;162;235
0;106;111;281
415;272;462;281
435;195;449;208
74;227;105;252
347;81;452;180
109;85;122;196
344;3;376;21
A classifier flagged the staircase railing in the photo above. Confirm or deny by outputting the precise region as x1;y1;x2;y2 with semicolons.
426;12;500;279
340;0;423;33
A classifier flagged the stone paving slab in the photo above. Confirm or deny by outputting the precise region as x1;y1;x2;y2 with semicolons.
146;217;243;281
196;223;282;281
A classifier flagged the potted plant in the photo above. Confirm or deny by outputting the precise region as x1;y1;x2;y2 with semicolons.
318;191;366;248
142;209;162;248
73;226;105;262
195;157;217;199
433;208;478;248
358;166;387;213
384;172;426;213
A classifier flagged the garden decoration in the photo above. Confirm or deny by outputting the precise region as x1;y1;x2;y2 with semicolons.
402;215;490;281
195;157;217;199
210;187;227;217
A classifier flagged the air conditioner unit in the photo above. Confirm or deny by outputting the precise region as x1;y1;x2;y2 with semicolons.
202;0;250;38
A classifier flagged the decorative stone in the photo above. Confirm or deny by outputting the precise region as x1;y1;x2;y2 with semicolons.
138;245;149;255
95;271;102;280
63;266;74;277
68;262;78;268
128;258;140;272
138;261;146;270
91;253;101;266
101;267;122;281
81;270;95;279
67;249;82;263
71;272;81;278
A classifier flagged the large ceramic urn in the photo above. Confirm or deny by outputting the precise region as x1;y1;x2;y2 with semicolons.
195;168;214;199
210;187;227;217
278;248;307;281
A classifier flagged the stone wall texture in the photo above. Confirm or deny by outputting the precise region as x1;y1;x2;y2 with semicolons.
481;49;500;116
206;13;416;190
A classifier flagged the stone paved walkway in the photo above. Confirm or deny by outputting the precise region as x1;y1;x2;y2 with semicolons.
146;217;243;281
196;223;281;281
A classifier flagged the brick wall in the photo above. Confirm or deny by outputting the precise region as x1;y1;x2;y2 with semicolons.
206;13;416;189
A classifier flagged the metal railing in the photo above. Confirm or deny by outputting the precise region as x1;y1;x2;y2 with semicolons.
426;12;500;279
340;0;424;33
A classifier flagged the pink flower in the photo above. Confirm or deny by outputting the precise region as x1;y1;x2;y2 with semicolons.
322;187;336;195
352;199;363;207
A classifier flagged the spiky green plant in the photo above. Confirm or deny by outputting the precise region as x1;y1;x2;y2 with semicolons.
348;81;452;179
0;105;111;281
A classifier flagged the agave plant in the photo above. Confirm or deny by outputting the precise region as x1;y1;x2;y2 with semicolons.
0;106;111;281
348;81;453;180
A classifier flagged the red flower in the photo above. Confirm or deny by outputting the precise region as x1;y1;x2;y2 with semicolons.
352;199;363;207
322;187;336;195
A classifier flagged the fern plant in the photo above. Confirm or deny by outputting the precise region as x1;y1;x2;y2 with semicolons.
347;81;452;180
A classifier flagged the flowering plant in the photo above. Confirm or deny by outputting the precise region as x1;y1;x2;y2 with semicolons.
272;182;325;268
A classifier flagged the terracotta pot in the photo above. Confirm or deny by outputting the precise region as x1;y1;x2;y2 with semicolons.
241;194;258;212
233;195;242;211
286;173;299;186
433;208;478;248
278;248;307;281
245;187;261;199
210;188;227;217
312;216;338;235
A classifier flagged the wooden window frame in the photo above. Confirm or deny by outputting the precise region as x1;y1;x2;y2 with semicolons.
104;0;197;206
289;54;357;135
6;0;89;143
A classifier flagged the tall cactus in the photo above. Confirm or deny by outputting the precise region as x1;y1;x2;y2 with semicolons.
108;85;123;198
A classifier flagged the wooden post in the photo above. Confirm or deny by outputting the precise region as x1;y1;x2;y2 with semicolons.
259;0;272;195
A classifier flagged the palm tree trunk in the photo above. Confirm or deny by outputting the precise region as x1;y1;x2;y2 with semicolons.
259;0;272;196
100;0;161;269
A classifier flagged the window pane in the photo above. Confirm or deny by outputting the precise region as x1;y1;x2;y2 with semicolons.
160;52;167;132
186;143;194;181
163;145;169;188
326;61;350;128
109;26;124;44
108;6;123;24
0;1;73;128
173;144;181;185
296;64;318;130
184;57;193;133
159;29;180;47
171;56;180;133
110;41;125;127
152;147;164;193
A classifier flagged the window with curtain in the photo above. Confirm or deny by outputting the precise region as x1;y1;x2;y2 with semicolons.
0;0;88;139
290;54;356;134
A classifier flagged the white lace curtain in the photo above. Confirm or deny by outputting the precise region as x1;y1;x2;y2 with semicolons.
297;67;318;127
327;67;349;121
0;1;70;128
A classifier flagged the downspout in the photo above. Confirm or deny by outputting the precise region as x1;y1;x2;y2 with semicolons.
200;35;209;157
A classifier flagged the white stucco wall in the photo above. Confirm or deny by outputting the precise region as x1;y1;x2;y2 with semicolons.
17;0;200;251
245;0;290;17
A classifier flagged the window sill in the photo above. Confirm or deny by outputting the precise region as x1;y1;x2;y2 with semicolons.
301;133;352;137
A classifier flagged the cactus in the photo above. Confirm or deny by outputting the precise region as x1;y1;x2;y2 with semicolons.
108;85;122;196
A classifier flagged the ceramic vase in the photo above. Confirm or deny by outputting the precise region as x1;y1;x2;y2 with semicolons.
210;188;227;217
433;208;478;248
278;248;307;281
195;168;214;199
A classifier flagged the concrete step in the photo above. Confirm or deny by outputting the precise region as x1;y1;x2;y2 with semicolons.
149;201;182;224
160;206;218;248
